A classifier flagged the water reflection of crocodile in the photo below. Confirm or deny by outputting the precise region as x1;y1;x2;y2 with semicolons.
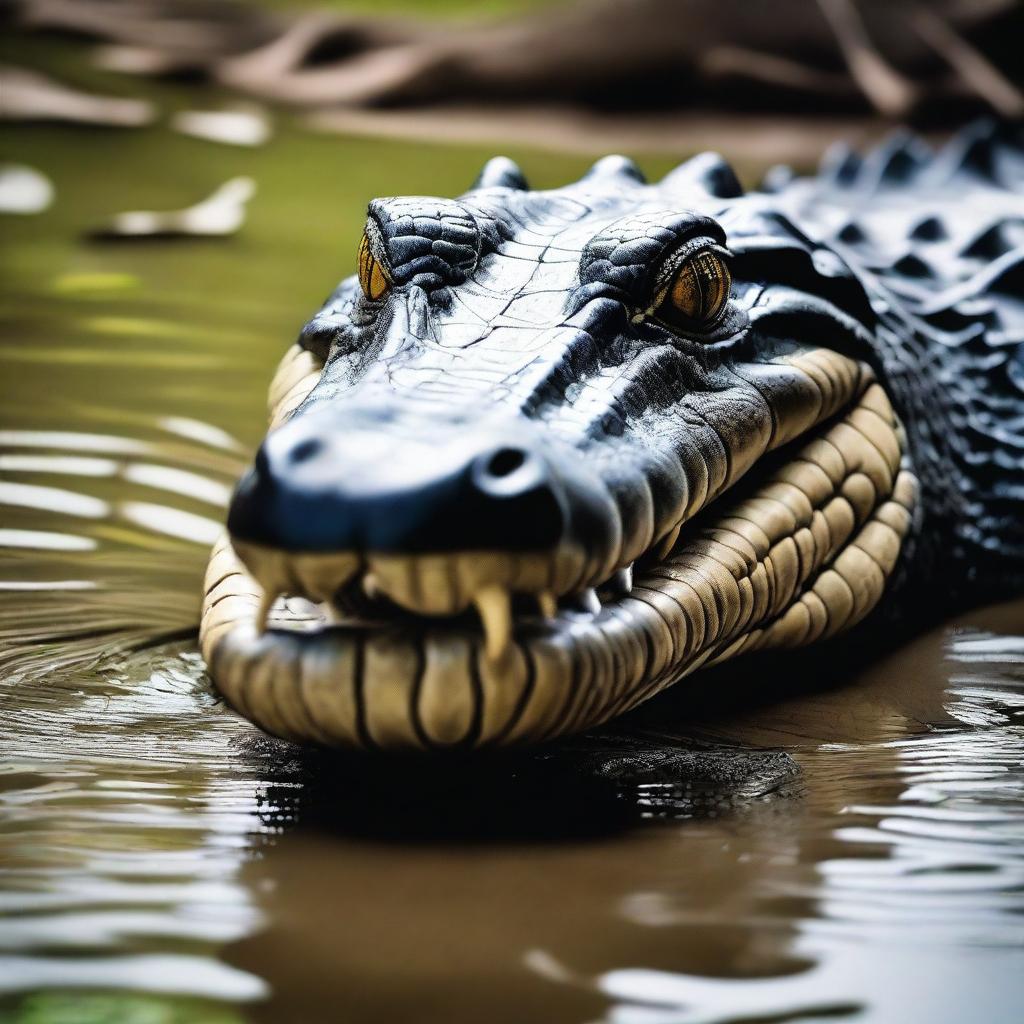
201;122;1023;751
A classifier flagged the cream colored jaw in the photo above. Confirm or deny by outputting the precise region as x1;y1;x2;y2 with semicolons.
229;537;560;662
200;343;918;750
230;536;580;662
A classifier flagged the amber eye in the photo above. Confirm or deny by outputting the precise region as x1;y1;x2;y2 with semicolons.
357;225;392;301
664;250;731;326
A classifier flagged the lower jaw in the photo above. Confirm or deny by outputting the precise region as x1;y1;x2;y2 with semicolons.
200;377;918;752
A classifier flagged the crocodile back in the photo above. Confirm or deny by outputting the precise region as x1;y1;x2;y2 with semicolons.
766;122;1024;599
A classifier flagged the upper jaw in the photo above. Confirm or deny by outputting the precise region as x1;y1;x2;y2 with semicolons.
223;343;901;667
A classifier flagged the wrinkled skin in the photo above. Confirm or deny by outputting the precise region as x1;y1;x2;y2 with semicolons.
201;122;1024;752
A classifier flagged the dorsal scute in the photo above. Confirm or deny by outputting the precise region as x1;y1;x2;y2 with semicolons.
961;219;1024;260
760;164;796;194
908;216;948;243
659;152;743;199
471;156;529;192
868;130;933;188
581;155;646;184
930;120;1024;190
818;141;863;189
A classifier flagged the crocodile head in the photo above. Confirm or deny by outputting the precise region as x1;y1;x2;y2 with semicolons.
203;153;919;750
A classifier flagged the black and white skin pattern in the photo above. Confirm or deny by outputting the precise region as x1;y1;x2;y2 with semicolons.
200;121;1023;754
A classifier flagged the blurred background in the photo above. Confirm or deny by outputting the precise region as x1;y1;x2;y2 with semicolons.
1;2;1023;1023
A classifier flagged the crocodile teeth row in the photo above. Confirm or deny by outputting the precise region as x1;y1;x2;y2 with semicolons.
229;537;599;663
229;539;594;626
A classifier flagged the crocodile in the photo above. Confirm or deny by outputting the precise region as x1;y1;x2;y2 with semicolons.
200;121;1024;752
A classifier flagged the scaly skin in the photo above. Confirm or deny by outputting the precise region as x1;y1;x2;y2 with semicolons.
201;122;1023;752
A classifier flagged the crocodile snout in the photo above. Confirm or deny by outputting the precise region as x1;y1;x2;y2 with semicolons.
227;408;568;555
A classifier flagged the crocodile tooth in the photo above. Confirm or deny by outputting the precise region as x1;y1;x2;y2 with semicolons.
323;602;346;624
568;588;601;616
255;587;278;633
609;564;633;595
362;573;381;599
537;592;558;619
474;585;513;661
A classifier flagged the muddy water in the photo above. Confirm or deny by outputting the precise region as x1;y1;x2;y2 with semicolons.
2;57;1023;1024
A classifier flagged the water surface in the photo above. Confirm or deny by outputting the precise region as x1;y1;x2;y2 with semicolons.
1;48;1023;1024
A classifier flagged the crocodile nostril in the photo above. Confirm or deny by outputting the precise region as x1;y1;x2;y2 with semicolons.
289;438;322;465
484;447;527;479
471;445;550;506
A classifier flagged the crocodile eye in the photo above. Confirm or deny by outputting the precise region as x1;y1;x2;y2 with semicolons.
357;225;392;301
663;249;731;326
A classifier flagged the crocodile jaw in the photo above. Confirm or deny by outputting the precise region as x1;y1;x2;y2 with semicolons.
199;345;918;750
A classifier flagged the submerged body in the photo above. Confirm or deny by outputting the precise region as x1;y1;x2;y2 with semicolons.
201;123;1024;750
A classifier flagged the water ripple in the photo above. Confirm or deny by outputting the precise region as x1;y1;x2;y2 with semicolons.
0;645;294;1007
532;623;1024;1023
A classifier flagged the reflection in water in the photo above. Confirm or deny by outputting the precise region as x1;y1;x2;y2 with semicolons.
1;57;1022;1022
171;107;272;149
119;501;222;544
0;481;110;519
1;82;309;1014
157;417;245;453
0;164;54;215
0;421;241;682
89;176;256;241
0;456;233;507
0;443;278;1023
0;528;97;552
518;626;1024;1024
0;645;277;1015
